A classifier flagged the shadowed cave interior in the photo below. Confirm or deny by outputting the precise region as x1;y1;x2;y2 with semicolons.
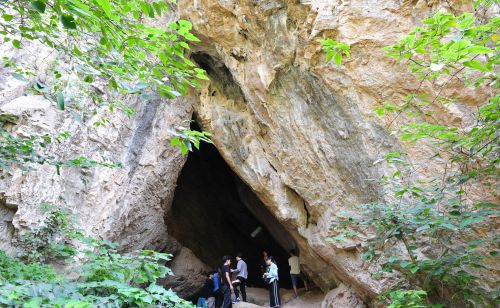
165;135;298;290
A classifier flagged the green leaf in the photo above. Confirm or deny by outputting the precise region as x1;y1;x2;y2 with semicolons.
474;203;497;208
409;264;419;274
57;93;65;110
2;14;14;21
95;0;113;19
468;45;493;54
333;53;342;66
459;216;484;228
30;1;46;13
416;225;430;232
11;73;27;81
178;19;193;31
448;210;461;216
463;60;490;72
33;81;48;93
181;32;200;42
60;14;77;29
12;39;21;49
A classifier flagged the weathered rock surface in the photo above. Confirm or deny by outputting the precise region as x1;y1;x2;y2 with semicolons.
0;69;214;290
0;0;492;305
176;0;487;301
321;284;366;308
0;43;194;253
0;91;190;251
161;245;211;298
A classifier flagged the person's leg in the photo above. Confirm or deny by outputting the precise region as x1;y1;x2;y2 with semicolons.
274;280;281;307
198;297;208;307
216;292;223;308
207;297;215;308
223;286;232;308
291;274;298;296
299;272;309;291
269;282;274;307
240;277;246;302
234;283;240;301
270;280;280;307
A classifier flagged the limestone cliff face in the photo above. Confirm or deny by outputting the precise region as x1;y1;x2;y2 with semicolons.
0;49;192;253
0;0;487;304
177;0;482;300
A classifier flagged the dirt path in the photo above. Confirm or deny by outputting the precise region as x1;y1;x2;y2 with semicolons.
235;287;324;308
280;289;324;307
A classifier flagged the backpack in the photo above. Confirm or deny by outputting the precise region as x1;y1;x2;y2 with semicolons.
213;272;220;293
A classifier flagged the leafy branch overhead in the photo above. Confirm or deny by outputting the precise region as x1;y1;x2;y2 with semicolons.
0;0;212;169
1;0;208;99
170;127;212;155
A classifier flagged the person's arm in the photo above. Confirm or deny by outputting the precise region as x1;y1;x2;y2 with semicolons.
225;271;233;289
234;261;242;274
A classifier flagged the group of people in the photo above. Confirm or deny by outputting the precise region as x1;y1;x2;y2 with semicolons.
197;250;309;308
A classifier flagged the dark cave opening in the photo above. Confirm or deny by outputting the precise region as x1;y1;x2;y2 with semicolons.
165;130;296;289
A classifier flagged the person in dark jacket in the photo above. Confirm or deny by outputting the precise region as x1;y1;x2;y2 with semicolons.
221;255;234;308
197;273;216;307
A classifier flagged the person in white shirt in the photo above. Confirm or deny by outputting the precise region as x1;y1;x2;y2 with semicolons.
288;249;309;296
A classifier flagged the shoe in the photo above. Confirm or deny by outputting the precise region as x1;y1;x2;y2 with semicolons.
232;298;241;304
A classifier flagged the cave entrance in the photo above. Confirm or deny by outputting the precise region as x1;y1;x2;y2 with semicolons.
165;133;295;289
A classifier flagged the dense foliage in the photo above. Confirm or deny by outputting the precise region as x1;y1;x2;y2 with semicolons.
0;205;194;307
1;0;206;98
0;0;209;171
325;1;499;307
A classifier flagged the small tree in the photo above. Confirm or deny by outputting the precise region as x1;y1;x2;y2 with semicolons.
324;1;499;306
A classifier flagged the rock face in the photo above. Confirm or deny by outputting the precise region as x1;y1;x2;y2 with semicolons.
321;284;366;308
0;0;489;305
176;0;483;301
0;49;193;253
